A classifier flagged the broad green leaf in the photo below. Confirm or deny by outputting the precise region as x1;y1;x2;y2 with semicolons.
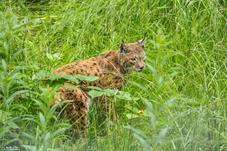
88;89;105;98
35;70;97;84
72;74;98;82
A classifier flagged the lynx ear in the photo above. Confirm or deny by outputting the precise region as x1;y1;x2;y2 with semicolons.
120;41;127;53
138;32;147;46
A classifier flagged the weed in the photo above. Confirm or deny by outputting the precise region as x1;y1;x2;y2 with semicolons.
0;0;226;150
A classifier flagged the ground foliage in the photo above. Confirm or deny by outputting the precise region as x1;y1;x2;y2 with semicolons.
0;0;227;150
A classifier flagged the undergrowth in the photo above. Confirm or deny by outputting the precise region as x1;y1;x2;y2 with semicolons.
0;0;227;151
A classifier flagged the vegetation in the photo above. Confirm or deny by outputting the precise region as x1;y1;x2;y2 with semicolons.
0;0;226;150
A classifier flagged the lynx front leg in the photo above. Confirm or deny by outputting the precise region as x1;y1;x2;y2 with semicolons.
59;87;90;138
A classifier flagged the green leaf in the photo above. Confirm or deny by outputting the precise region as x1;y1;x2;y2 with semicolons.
34;70;98;85
72;74;98;82
124;125;151;151
156;127;169;144
88;89;105;98
46;53;61;60
21;145;37;151
87;86;102;91
1;59;7;72
5;89;29;105
39;112;45;126
52;127;68;138
126;113;139;119
43;132;51;149
116;91;136;101
88;87;138;101
61;74;79;83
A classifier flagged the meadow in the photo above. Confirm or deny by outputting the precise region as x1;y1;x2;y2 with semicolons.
0;0;227;150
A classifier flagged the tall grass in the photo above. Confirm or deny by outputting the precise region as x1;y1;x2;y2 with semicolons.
0;0;226;150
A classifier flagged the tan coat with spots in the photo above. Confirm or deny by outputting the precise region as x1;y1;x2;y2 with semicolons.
53;37;146;137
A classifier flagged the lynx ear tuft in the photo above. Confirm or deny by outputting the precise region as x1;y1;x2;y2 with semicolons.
120;40;127;53
138;32;147;46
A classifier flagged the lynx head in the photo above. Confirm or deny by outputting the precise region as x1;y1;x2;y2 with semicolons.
118;33;146;72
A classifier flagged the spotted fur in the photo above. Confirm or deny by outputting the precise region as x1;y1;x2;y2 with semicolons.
52;37;146;137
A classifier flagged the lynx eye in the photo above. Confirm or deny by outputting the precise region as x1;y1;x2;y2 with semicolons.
131;58;137;62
